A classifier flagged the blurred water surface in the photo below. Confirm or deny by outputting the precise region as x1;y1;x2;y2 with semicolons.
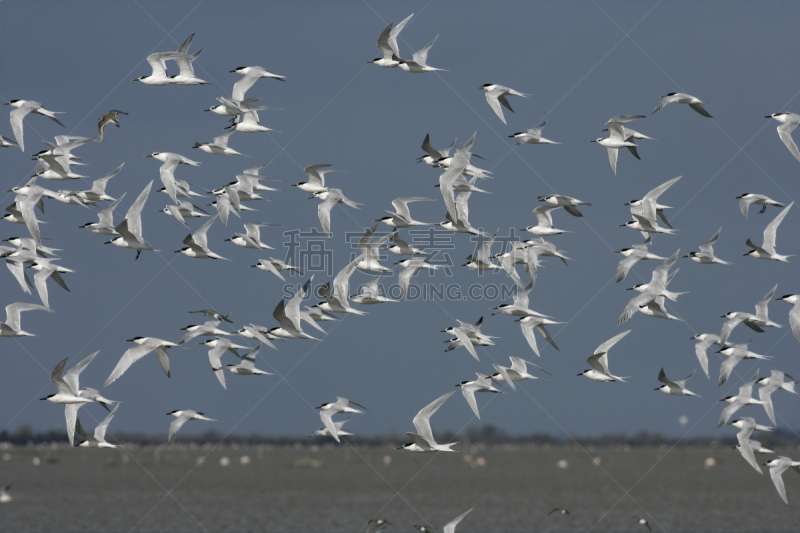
1;444;799;532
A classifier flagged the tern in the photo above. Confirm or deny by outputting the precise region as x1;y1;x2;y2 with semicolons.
199;337;250;388
757;370;797;425
715;342;773;387
74;163;123;205
168;47;208;85
5;100;65;152
719;284;782;346
614;236;665;283
417;134;456;167
350;274;399;305
315;188;362;238
775;294;800;342
522;205;569;236
387;230;425;255
732;417;771;473
517;316;562;357
690;333;721;379
316;397;367;443
684;227;730;265
376;197;435;228
579;330;631;382
764;456;800;504
104;181;156;259
178;319;230;345
0;302;51;337
395;259;439;300
368;13;413;67
495;242;542;289
652;92;712;117
167;410;216;444
318;256;367;315
490;280;551;318
765;112;800;163
103;337;179;387
736;193;784;218
357;225;393;272
491;356;553;392
192;130;244;155
175;215;229;260
75;404;120;448
225;222;279;249
269;278;319;340
477;84;530;124
145;151;200;204
456;373;503;419
190;309;233;323
40;354;100;445
224;343;274;376
509;120;560;145
625;176;681;236
310;416;354;439
538;195;591;217
133;34;196;85
398;35;446;73
230;65;285;102
415;509;472;533
97;110;127;142
744;202;793;261
632;517;652;531
617;251;682;324
463;230;501;271
440;317;496;361
291;164;344;193
251;258;302;281
160;199;210;228
590;115;644;174
655;368;699;396
399;391;458;452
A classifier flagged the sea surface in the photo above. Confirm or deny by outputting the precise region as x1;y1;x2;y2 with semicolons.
1;443;799;532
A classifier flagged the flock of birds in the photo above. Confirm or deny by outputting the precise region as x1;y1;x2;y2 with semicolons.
3;13;800;524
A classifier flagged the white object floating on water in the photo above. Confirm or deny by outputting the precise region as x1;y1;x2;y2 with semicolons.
704;457;719;470
592;457;602;466
557;459;568;469
220;456;230;467
32;457;41;466
383;455;391;466
240;455;251;465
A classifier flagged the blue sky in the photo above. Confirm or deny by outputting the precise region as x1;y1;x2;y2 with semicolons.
2;0;800;443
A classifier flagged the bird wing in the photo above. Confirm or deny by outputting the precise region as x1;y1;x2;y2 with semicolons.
453;327;479;361
103;343;156;387
125;180;153;241
755;284;778;321
168;413;192;444
485;90;507;123
411;35;438;67
388;13;413;57
699;227;721;253
607;147;618;175
413;391;454;442
460;384;481;419
63;351;98;396
443;509;473;533
642;176;681;221
65;403;82;446
94;404;120;443
762;202;793;254
319;409;340;443
594;330;631;357
6;302;50;332
777;121;800;163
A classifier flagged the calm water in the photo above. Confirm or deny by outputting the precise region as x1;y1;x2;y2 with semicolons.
1;443;799;532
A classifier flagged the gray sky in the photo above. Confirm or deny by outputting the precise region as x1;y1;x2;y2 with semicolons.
2;0;800;443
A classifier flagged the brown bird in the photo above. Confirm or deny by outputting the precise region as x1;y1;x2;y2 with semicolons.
97;110;127;141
